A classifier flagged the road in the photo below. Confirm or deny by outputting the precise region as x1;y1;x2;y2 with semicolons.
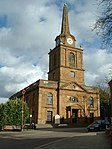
0;128;111;149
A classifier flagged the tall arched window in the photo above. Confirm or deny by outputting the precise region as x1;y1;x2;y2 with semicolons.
47;93;53;105
53;53;56;66
89;97;94;107
69;52;75;67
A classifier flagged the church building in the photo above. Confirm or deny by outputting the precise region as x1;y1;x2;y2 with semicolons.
10;4;100;126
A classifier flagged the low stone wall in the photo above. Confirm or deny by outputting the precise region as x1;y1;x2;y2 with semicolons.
3;125;21;131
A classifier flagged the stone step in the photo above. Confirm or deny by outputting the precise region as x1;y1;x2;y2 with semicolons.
36;124;53;129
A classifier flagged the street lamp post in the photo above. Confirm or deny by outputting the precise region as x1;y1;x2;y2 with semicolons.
21;89;26;132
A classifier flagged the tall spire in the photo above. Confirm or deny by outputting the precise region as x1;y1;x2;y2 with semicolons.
61;3;70;35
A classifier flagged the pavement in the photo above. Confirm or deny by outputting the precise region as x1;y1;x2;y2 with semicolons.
0;128;111;149
0;128;96;138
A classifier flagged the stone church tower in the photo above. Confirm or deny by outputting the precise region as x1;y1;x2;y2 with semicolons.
10;4;100;126
48;4;84;84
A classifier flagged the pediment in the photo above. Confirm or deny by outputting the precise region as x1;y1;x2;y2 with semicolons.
60;82;87;92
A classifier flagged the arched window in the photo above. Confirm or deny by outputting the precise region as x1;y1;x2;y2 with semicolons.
69;52;75;67
47;93;53;105
89;97;94;107
53;53;56;66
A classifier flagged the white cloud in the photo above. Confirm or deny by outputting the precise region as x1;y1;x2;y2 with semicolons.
69;0;99;45
0;98;9;104
84;49;112;85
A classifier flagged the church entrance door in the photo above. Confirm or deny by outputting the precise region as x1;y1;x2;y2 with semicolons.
72;109;78;123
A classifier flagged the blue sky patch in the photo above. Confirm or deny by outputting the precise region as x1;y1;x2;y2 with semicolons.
0;15;7;28
39;17;46;23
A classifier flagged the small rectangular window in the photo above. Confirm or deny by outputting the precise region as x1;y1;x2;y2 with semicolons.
47;111;52;122
70;71;75;78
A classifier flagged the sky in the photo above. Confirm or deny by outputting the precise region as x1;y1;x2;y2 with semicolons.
0;0;112;103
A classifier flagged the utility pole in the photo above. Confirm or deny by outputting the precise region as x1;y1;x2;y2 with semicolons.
21;89;26;132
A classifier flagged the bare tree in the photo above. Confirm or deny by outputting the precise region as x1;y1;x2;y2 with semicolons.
94;0;112;49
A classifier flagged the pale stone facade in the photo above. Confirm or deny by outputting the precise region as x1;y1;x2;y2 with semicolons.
10;4;100;125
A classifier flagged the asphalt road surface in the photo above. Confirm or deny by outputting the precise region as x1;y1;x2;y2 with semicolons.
0;128;111;149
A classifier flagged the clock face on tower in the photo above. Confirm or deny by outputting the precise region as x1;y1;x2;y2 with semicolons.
67;38;73;44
